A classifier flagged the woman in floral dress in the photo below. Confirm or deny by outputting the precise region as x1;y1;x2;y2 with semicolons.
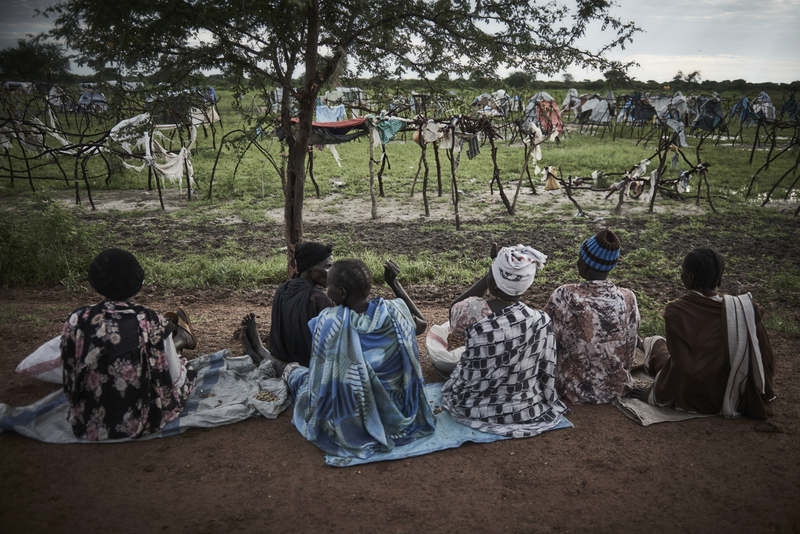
60;249;197;441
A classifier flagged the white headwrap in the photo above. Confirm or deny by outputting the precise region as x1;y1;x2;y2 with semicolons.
491;245;547;296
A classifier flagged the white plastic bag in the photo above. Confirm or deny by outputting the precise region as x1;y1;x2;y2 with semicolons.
16;335;63;384
425;322;463;375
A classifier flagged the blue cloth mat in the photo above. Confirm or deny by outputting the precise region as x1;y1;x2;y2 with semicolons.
324;382;573;467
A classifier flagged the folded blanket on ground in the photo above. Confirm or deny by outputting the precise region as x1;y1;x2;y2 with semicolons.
324;383;573;467
0;350;290;443
612;397;714;426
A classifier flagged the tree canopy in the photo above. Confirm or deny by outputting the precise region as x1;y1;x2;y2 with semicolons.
44;0;639;271
505;71;535;89
0;38;70;83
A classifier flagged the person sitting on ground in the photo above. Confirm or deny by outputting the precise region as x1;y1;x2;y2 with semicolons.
267;242;334;367
640;247;775;418
543;229;640;404
242;258;436;459
60;248;197;441
442;244;568;437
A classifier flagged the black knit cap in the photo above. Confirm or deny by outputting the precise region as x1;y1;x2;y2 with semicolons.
88;248;145;301
294;242;333;275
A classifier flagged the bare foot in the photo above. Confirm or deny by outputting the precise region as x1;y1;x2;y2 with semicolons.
240;313;286;375
240;321;262;365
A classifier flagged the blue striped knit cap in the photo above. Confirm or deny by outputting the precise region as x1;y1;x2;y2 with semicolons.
580;229;621;272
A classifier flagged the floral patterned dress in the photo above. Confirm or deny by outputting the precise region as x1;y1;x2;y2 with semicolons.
60;301;196;441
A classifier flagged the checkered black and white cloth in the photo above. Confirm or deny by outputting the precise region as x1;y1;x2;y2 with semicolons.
442;303;568;437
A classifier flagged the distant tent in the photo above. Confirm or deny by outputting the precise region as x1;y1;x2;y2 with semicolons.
2;81;34;94
522;92;564;136
561;88;580;115
264;87;298;114
575;93;613;124
691;95;726;133
472;90;511;117
106;80;145;91
76;83;108;113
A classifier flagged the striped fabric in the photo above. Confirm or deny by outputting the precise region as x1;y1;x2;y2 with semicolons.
580;235;620;271
286;298;436;459
442;302;568;437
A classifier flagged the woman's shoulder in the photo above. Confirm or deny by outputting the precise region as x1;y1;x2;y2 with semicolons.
67;301;112;321
665;291;722;315
309;287;334;307
453;296;489;309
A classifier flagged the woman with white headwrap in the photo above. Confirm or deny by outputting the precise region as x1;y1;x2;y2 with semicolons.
441;244;568;437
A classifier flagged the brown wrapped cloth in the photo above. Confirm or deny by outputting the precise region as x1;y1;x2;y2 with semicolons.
644;292;775;419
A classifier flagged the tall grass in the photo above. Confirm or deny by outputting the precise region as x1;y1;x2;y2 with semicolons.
0;198;106;287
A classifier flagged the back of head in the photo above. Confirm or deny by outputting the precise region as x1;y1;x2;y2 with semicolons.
88;248;145;301
580;229;621;272
683;247;725;291
329;259;372;300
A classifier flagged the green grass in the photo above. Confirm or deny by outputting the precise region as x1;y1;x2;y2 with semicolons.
0;199;107;287
762;312;800;336
4;88;797;209
0;304;20;327
128;247;489;290
621;248;676;280
634;290;667;338
2;90;799;339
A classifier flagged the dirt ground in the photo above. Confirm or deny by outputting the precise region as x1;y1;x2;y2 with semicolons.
1;191;799;533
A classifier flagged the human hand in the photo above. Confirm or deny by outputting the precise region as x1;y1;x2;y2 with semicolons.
384;259;400;286
490;242;499;260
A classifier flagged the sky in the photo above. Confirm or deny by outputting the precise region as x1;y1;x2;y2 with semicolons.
2;0;799;84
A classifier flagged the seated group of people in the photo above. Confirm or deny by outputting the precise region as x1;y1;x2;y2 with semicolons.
57;233;775;457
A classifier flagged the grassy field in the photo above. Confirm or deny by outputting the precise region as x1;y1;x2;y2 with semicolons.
1;89;799;337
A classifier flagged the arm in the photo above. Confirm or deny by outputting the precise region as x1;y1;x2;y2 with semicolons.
450;272;490;315
384;260;427;336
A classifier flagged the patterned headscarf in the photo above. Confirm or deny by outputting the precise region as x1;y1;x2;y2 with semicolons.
491;245;547;296
580;229;621;272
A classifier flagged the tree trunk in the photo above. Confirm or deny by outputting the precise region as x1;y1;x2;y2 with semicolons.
283;123;310;277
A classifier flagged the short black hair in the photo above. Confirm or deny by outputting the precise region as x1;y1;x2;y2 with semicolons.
329;259;372;300
682;247;725;291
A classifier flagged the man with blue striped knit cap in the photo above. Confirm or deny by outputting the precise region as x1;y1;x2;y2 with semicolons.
544;229;640;404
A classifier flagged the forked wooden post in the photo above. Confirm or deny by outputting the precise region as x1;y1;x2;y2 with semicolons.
368;124;378;220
